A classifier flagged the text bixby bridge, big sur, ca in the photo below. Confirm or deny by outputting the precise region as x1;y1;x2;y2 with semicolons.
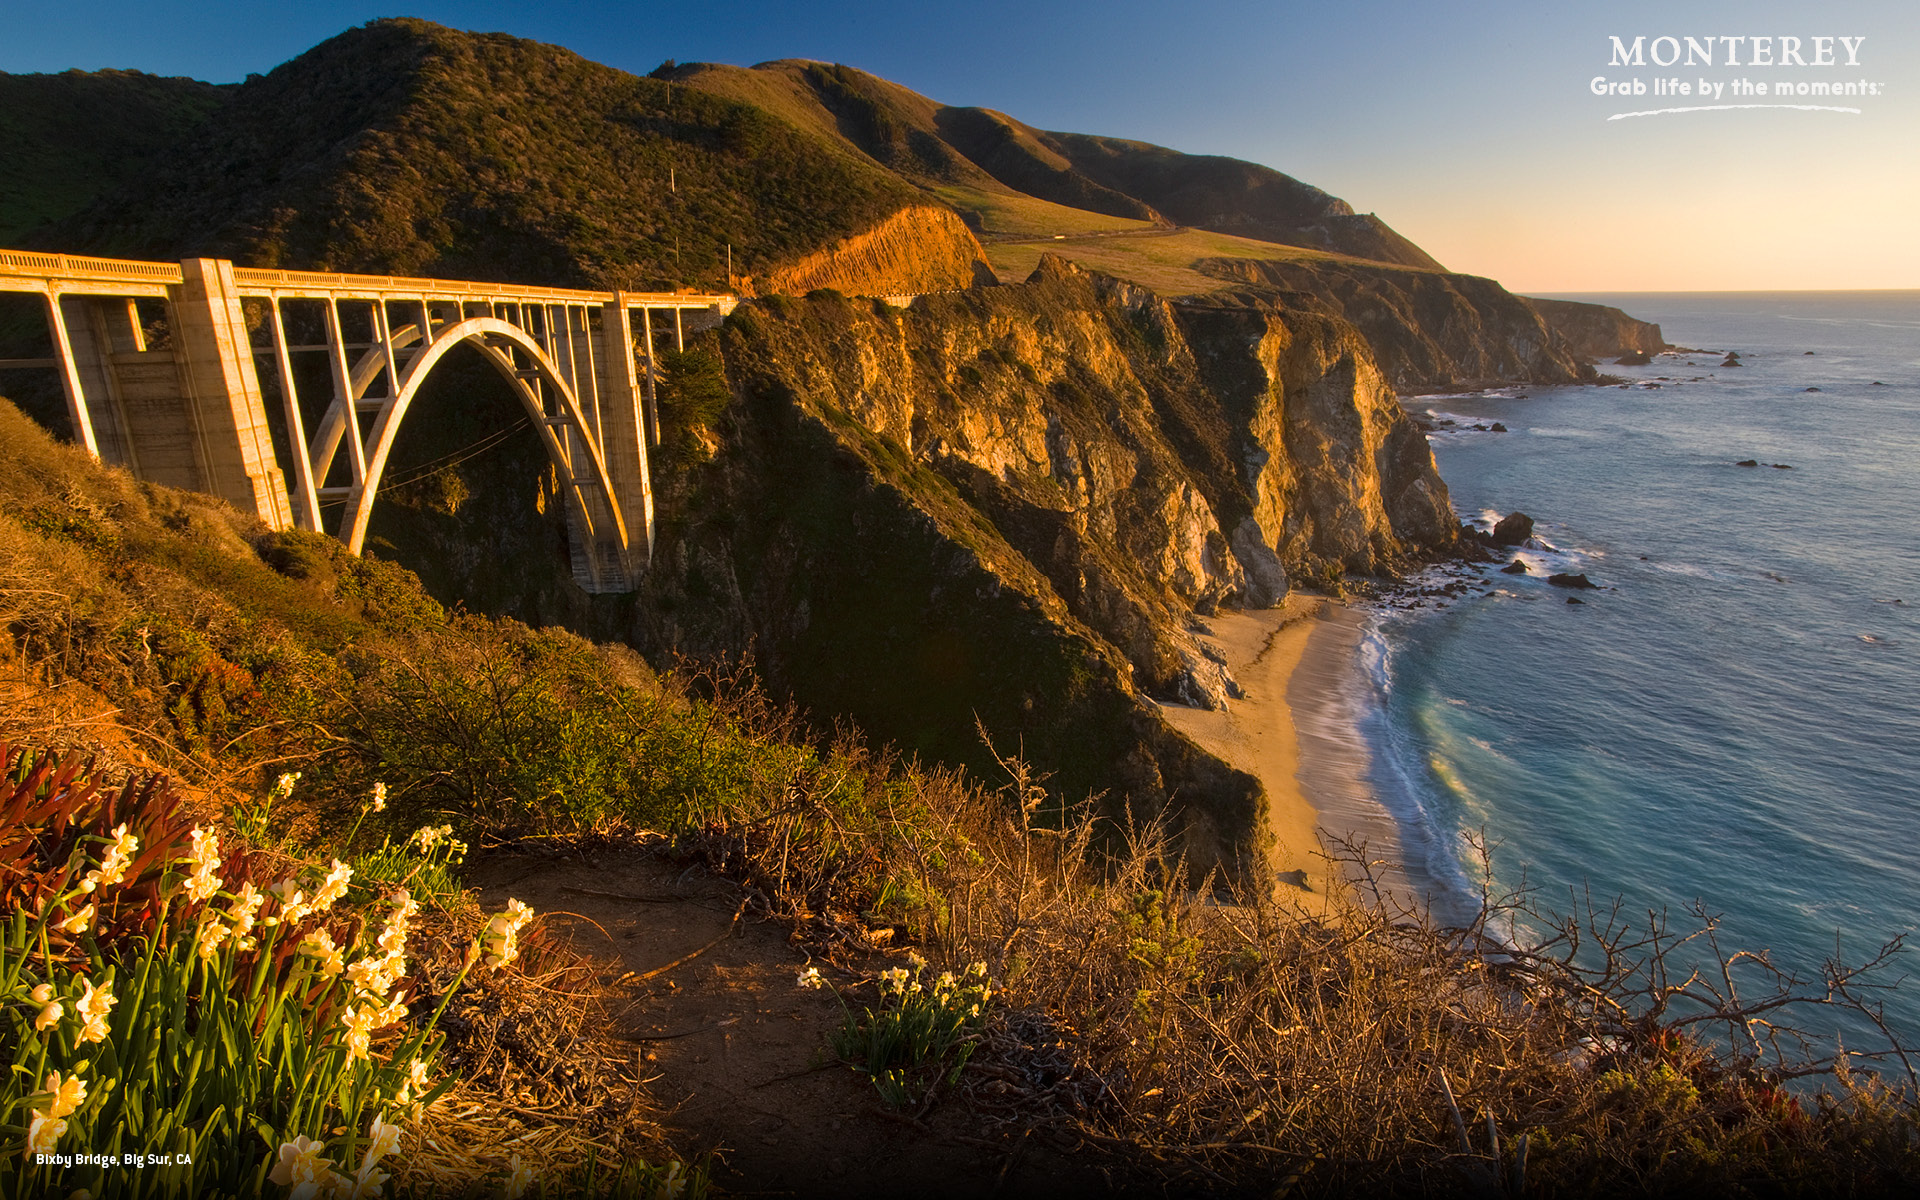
0;251;735;592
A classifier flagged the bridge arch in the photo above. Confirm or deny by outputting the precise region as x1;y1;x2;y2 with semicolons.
336;316;635;589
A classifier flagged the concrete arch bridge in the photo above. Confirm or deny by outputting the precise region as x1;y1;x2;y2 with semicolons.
0;250;735;592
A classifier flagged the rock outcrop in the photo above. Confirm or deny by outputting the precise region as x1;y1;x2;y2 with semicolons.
611;257;1456;872
745;205;994;297
1192;257;1595;393
1525;296;1666;360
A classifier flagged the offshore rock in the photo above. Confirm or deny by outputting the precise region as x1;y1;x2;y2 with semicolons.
1491;512;1535;546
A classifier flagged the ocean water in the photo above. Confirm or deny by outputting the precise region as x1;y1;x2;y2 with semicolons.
1361;291;1920;1055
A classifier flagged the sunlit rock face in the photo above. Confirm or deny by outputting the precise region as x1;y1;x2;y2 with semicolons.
624;256;1456;872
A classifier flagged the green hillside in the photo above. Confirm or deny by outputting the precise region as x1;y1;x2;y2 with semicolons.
0;69;230;245
30;20;928;290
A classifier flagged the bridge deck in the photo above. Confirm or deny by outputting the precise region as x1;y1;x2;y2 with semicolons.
0;249;733;311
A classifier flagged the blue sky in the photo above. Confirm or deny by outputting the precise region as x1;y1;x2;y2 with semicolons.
5;1;1915;289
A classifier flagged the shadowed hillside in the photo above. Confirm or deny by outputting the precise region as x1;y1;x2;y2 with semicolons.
0;68;230;244
27;20;986;294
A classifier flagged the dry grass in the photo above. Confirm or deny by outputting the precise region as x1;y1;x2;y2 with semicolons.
928;184;1159;240
681;710;1920;1196
391;913;683;1197
983;226;1421;295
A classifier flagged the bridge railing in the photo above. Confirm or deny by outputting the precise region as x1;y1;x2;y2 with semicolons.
0;249;187;284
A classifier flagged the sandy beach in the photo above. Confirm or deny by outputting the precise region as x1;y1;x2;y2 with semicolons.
1159;597;1416;910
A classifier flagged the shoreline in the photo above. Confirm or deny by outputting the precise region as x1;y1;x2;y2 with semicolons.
1159;596;1420;911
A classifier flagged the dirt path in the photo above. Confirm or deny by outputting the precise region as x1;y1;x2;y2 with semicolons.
469;846;1117;1197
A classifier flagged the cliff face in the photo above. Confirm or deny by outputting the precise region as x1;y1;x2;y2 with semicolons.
1195;256;1599;393
598;258;1454;870
746;205;994;296
1525;296;1667;359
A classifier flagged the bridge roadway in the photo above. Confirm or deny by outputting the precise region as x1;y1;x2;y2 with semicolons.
0;250;736;593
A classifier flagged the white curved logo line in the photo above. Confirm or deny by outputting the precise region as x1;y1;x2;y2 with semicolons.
1608;103;1863;120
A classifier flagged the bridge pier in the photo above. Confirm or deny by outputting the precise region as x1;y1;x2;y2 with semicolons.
28;259;295;531
600;296;655;570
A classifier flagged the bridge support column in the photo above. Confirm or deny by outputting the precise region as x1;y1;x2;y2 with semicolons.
599;296;654;581
171;258;294;531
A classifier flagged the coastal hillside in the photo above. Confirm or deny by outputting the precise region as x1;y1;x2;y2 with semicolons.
0;17;1642;862
4;21;1660;375
25;20;987;294
5;391;1905;1197
0;68;230;244
668;57;1440;269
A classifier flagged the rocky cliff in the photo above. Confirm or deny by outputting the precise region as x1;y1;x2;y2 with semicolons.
1194;255;1599;393
566;257;1458;870
1525;296;1667;360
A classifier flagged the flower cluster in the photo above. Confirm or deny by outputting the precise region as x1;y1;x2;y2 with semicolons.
26;1068;87;1156
336;889;420;1061
75;978;116;1044
268;1111;402;1199
368;782;387;814
185;827;224;903
271;771;302;803
391;1056;432;1108
80;824;138;893
408;824;461;855
476;898;535;970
